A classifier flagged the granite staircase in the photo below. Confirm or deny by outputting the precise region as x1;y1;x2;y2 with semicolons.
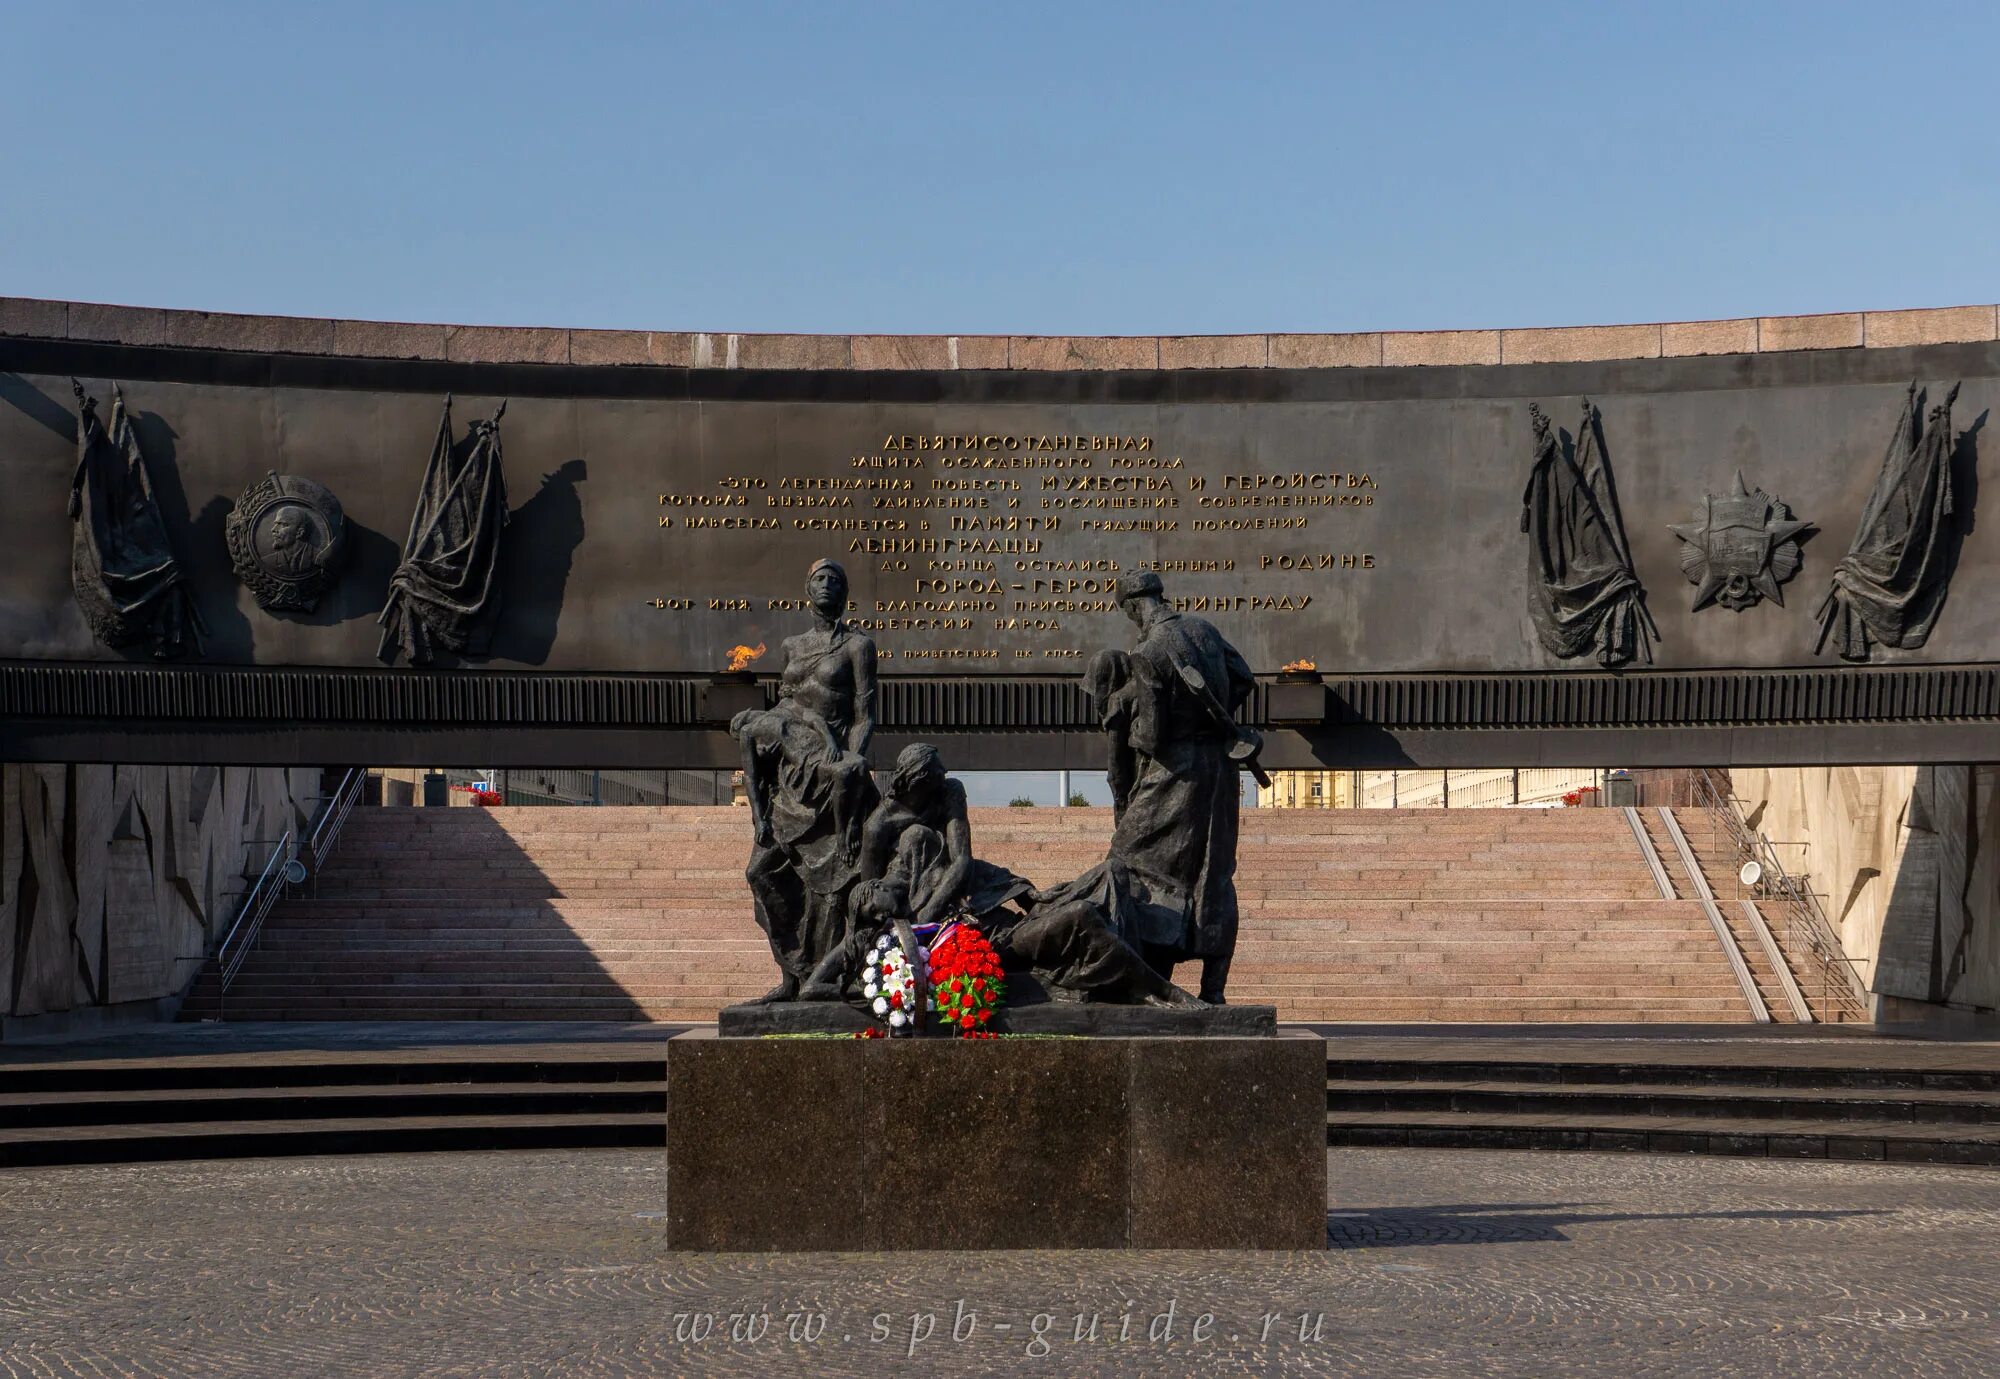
175;804;1796;1024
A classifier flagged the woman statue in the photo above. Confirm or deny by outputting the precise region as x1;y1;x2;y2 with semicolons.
730;558;879;1002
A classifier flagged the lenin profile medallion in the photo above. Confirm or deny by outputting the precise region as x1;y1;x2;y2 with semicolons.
227;472;347;613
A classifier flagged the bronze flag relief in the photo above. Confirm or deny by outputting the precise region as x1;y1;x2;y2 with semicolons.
377;396;510;665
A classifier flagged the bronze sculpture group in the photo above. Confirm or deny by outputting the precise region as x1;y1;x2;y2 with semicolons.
730;559;1258;1011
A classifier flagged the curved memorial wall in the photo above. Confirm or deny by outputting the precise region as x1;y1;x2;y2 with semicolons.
1;298;1996;767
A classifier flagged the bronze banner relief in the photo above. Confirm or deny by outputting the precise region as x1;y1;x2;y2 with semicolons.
1521;400;1657;668
1816;382;1969;663
377;397;510;666
66;382;205;660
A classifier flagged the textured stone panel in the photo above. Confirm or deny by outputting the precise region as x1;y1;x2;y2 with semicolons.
950;335;1010;369
0;768;20;1008
0;297;67;339
70;766;113;999
14;767;77;1015
1663;318;1759;357
851;335;953;370
872;1040;1129;1250
1759;313;1864;352
1268;333;1384;368
1128;1036;1327;1249
331;319;448;360
1160;335;1267;369
1863;306;1998;348
68;303;169;347
163;311;335;355
104;839;167;1003
1501;324;1662;364
1382;329;1501;366
646;332;702;367
568;329;652;366
445;325;570;365
665;1038;880;1251
733;334;853;370
1008;336;1158;370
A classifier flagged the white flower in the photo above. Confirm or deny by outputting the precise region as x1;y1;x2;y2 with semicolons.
876;935;892;952
872;996;889;1016
888;1010;907;1028
863;983;879;999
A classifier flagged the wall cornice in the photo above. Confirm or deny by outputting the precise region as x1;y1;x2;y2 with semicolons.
4;296;1995;371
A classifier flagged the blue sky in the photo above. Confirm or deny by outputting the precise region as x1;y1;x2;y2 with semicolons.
3;1;1996;336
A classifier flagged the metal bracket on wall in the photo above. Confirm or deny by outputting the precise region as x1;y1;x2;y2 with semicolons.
1656;806;1772;1024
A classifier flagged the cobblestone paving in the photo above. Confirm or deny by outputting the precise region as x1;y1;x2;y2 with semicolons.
1;1149;1996;1377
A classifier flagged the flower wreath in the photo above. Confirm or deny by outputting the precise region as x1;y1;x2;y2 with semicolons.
861;933;922;1032
855;919;1008;1038
925;920;1005;1034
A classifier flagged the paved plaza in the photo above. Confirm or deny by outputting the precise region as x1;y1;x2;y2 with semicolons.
1;1148;1995;1377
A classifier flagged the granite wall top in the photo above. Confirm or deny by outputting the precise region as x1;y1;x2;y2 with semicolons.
3;295;1996;371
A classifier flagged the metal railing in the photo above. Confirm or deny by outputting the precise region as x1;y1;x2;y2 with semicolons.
1688;771;1870;1023
213;769;366;1011
214;828;294;1005
304;767;365;874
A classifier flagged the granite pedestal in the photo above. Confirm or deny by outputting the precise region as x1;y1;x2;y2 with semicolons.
664;1032;1326;1251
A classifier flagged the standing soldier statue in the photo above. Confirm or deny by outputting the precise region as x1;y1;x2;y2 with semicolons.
1029;571;1260;1003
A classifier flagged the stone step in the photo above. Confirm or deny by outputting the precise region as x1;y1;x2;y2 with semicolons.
1266;999;1754;1019
1323;1108;2000;1165
174;1001;716;1020
1325;1078;2000;1125
0;1081;666;1129
186;981;762;998
1324;1053;2000;1094
0;1113;663;1167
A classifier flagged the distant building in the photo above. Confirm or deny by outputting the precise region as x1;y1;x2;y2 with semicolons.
1258;768;1606;809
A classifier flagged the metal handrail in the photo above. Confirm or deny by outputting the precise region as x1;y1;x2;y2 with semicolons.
216;827;293;995
1688;771;1870;1023
1656;805;1770;1023
305;767;365;874
211;770;366;1011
